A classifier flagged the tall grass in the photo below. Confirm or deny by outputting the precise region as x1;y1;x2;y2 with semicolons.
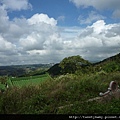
0;72;120;114
7;78;13;87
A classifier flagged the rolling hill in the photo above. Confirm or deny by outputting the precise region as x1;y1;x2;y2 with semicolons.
47;53;120;76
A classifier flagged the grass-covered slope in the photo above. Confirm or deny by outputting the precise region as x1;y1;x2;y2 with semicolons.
0;71;120;114
93;53;120;72
11;74;49;87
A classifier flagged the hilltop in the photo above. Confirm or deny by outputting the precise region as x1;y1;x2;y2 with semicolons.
47;53;120;76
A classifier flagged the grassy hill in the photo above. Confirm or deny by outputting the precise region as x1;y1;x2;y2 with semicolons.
94;53;120;65
0;53;120;114
0;72;120;114
93;53;120;73
0;74;49;91
47;53;120;76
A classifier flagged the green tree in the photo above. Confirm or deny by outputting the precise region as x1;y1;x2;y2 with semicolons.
59;55;91;74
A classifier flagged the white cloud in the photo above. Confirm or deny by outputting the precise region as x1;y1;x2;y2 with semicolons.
69;0;120;10
0;35;16;52
0;6;10;32
27;13;57;26
78;11;106;25
91;20;106;34
73;20;120;61
0;0;32;11
0;0;120;65
70;0;120;18
0;13;120;65
19;13;59;52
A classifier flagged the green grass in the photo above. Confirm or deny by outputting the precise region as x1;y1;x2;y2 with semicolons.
0;72;120;114
11;74;49;87
0;83;5;90
11;74;48;81
7;78;13;87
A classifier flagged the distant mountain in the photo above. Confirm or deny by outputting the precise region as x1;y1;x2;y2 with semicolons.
0;64;52;77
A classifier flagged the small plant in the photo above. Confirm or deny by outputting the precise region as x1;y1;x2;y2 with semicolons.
0;77;7;84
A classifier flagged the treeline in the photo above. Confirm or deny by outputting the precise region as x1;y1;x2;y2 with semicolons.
0;66;26;77
0;64;52;77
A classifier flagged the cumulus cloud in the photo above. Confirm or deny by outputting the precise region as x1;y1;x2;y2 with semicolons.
70;0;120;18
0;35;16;52
0;13;120;65
73;20;120;61
0;0;32;11
55;20;120;62
0;0;61;65
28;13;57;26
0;0;120;65
19;13;59;52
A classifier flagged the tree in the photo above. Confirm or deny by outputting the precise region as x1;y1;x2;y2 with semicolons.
59;55;91;74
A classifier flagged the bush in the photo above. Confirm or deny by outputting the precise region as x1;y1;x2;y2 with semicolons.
0;85;40;114
0;71;120;114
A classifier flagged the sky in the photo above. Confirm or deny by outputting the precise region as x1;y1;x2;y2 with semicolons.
0;0;120;66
